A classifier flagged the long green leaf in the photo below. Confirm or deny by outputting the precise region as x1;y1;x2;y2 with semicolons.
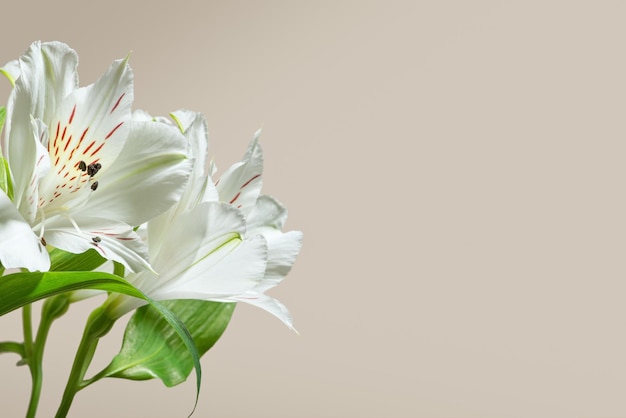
101;300;235;386
0;271;202;414
49;248;107;272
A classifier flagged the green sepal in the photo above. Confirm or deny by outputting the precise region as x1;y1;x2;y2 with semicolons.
101;300;235;386
0;271;203;415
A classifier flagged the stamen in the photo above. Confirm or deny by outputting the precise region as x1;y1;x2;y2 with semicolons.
92;236;101;243
90;181;99;191
38;209;46;240
64;213;82;235
87;162;102;177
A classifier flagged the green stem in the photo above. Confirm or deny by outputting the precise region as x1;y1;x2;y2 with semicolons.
55;305;114;418
22;304;33;359
25;296;70;418
0;341;24;357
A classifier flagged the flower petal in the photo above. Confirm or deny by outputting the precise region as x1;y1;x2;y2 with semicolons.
0;191;49;271
254;230;303;293
83;120;191;226
216;129;263;215
175;111;218;211
153;234;268;300
148;201;246;282
14;117;50;224
232;293;295;331
0;59;20;87
44;214;151;272
37;55;133;205
246;195;289;232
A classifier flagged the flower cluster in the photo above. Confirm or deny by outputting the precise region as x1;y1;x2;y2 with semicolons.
0;41;302;417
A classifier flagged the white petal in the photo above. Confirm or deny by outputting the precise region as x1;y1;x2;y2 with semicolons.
176;111;219;211
254;230;303;293
170;109;198;133
216;130;263;215
12;41;78;124
153;234;268;300
44;215;151;273
0;59;20;86
247;195;288;232
84;120;191;226
3;42;78;198
37;56;133;205
5;117;50;224
0;191;49;271
148;201;246;281
232;293;295;331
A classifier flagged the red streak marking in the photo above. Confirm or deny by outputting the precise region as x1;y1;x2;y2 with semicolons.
55;156;59;166
105;122;124;139
229;192;241;204
61;183;66;188
214;179;220;186
240;174;261;189
68;149;75;161
83;140;96;154
63;135;73;152
64;172;69;178
57;164;66;175
54;146;59;157
55;122;60;140
110;93;125;113
37;154;45;166
61;126;67;141
69;176;77;181
78;127;89;146
116;237;135;241
68;105;76;124
90;142;104;157
237;204;242;208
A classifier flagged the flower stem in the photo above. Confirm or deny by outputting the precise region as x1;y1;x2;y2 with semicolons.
55;305;114;418
25;296;70;418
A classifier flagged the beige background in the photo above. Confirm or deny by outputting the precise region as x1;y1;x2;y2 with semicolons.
2;1;626;417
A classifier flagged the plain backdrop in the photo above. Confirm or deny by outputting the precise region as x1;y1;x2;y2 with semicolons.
2;1;626;417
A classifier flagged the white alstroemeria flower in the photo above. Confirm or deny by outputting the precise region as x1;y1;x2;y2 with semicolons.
0;41;191;272
105;111;302;330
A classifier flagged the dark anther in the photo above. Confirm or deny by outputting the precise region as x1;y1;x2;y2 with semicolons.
92;236;101;243
78;161;87;171
40;236;47;246
90;181;99;191
87;162;102;177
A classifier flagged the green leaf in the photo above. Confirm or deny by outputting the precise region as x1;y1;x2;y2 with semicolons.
48;248;107;272
102;300;235;387
0;271;203;414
